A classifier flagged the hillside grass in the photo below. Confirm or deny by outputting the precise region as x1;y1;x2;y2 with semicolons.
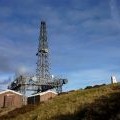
0;83;120;120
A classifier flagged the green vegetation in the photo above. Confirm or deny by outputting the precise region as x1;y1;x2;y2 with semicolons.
0;83;120;120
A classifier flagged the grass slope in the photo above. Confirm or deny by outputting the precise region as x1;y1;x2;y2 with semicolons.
0;84;120;120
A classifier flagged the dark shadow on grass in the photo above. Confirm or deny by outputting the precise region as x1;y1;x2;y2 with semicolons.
0;104;38;120
52;90;120;120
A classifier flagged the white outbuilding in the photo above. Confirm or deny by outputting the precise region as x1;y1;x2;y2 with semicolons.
111;76;118;84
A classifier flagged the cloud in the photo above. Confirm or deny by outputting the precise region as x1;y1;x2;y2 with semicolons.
0;36;36;73
0;54;12;73
16;65;35;75
110;0;120;27
0;0;120;91
0;78;11;85
0;73;13;90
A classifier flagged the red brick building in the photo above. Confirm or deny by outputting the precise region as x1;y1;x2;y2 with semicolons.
0;90;23;108
28;90;57;104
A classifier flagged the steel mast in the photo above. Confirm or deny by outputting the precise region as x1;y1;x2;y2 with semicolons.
8;21;68;95
36;21;51;87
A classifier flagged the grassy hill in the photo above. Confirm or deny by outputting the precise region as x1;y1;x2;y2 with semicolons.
0;83;120;120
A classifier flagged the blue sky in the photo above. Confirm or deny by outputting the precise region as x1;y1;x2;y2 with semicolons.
0;0;120;91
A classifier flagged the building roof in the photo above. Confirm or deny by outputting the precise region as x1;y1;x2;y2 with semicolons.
28;90;58;97
0;89;23;96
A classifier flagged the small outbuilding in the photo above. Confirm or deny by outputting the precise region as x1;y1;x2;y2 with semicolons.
111;76;118;84
27;90;57;104
0;90;23;108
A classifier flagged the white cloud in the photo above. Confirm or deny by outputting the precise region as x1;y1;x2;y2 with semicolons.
0;0;120;91
110;0;120;27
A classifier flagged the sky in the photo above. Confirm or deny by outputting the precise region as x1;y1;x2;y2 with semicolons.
0;0;120;91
